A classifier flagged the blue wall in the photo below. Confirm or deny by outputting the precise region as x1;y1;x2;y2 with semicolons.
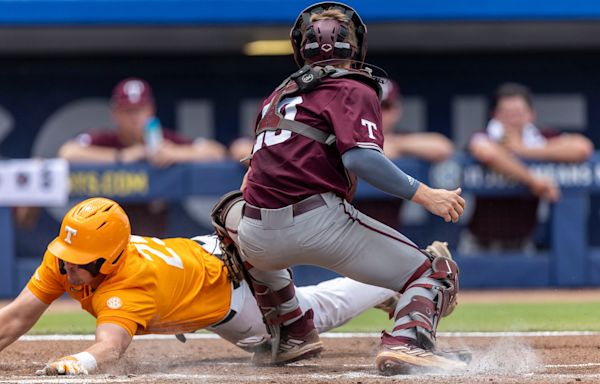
2;157;600;297
3;0;600;25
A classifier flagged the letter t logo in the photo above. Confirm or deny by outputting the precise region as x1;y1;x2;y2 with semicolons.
64;225;78;244
361;119;378;140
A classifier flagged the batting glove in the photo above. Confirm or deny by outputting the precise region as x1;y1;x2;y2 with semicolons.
36;352;97;376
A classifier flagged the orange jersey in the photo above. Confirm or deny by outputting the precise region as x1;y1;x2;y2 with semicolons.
27;236;232;336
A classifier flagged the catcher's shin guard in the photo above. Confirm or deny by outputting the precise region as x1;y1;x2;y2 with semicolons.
378;242;466;375
250;277;304;360
393;241;460;350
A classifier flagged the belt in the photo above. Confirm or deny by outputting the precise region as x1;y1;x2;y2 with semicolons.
242;194;326;220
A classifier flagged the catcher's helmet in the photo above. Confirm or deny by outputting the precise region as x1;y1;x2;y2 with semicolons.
47;197;131;275
290;2;368;69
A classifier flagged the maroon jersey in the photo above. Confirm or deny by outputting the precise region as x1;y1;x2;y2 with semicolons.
245;77;383;208
75;128;191;148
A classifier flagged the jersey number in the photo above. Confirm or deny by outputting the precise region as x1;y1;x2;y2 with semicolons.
131;235;184;269
252;96;302;154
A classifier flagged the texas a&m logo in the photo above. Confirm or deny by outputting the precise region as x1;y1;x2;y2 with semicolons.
361;119;378;139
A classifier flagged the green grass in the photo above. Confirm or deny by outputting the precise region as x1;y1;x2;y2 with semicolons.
336;302;600;332
30;312;96;334
28;302;600;335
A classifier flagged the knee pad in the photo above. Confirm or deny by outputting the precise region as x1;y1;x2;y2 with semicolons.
428;254;460;317
251;279;303;326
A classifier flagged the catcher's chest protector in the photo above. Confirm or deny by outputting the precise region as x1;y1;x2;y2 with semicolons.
255;65;381;145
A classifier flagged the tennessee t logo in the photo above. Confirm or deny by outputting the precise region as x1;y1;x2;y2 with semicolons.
64;225;78;244
361;119;378;139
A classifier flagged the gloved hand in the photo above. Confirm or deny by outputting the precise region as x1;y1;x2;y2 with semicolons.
36;355;89;376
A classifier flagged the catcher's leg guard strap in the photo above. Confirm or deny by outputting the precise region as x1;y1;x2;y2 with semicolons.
399;260;431;293
252;281;303;325
392;295;437;349
393;295;435;332
429;255;460;317
407;254;459;318
393;251;460;349
254;281;296;308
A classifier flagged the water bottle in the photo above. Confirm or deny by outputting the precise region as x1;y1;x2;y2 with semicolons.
144;116;163;156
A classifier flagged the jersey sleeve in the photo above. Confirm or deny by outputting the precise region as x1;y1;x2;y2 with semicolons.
93;288;157;336
26;251;66;305
324;82;384;155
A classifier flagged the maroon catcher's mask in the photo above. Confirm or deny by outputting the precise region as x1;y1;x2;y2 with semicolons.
290;1;368;69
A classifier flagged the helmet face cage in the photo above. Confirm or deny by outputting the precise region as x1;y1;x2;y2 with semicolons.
58;258;107;277
290;1;368;68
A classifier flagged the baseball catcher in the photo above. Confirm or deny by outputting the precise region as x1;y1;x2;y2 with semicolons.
235;1;467;375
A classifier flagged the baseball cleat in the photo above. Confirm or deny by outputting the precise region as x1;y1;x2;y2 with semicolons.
252;328;323;365
236;335;271;354
375;332;467;375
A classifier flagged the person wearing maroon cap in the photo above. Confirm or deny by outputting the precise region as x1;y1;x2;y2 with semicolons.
58;77;227;236
354;78;454;229
59;77;226;167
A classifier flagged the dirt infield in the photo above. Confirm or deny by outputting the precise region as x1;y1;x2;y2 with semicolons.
1;334;599;383
1;290;599;383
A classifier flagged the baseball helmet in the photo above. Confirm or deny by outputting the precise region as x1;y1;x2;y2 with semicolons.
47;197;131;275
290;2;368;68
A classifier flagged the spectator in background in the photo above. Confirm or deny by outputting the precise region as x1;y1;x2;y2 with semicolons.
378;78;454;161
229;136;254;164
354;78;454;229
463;82;594;252
59;77;227;236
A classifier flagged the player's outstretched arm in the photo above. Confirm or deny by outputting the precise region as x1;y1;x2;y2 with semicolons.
342;147;465;222
37;323;132;376
0;287;49;353
342;147;420;200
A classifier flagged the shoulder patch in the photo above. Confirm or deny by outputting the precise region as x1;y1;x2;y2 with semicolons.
107;296;123;310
